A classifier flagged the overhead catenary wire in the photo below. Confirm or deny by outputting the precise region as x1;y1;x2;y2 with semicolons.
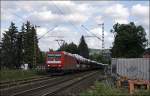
37;25;58;40
81;25;102;40
53;2;102;45
2;8;27;23
52;2;82;34
0;8;27;42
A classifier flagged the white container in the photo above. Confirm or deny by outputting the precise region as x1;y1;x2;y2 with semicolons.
111;58;150;80
21;64;28;70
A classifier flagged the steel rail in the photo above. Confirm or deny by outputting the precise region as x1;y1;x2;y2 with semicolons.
11;71;97;96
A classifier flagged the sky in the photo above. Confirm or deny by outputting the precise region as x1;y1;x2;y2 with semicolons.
1;0;149;51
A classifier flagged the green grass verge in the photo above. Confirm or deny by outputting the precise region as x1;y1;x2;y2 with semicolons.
80;81;150;96
0;69;46;82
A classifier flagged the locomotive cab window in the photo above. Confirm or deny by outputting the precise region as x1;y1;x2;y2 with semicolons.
47;54;62;64
47;54;61;58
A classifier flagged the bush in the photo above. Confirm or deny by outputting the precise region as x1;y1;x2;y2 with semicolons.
80;81;150;96
133;90;150;96
0;69;46;81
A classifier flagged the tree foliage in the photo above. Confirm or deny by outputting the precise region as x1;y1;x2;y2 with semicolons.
111;22;147;58
89;53;109;64
1;22;19;68
66;42;79;54
78;36;89;58
57;42;68;51
58;42;79;54
23;21;40;68
1;21;45;69
58;36;89;58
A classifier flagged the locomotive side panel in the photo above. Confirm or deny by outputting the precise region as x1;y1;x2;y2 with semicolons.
63;54;78;70
45;51;106;73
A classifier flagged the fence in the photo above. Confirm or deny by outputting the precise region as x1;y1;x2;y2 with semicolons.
111;58;150;80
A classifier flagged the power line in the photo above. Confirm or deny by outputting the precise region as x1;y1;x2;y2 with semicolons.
0;8;27;42
3;8;27;23
52;2;82;34
81;23;105;56
81;25;102;40
37;25;58;40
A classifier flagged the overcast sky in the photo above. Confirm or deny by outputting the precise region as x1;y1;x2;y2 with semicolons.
1;0;149;51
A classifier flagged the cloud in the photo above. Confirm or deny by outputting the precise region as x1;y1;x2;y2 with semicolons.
104;4;129;24
36;27;48;37
94;16;104;24
15;1;91;27
131;4;149;43
1;8;15;21
27;11;60;24
37;26;114;51
1;1;149;51
37;26;82;51
0;28;8;41
73;1;116;6
132;4;149;18
131;4;149;28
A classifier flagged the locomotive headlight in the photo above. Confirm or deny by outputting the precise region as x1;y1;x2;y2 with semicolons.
58;65;62;67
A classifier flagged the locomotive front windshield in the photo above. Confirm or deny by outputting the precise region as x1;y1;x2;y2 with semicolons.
47;54;61;64
47;54;61;59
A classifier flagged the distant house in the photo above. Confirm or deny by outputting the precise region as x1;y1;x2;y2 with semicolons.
143;48;150;58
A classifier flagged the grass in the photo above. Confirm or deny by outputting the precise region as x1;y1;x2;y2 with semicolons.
0;69;47;82
80;81;150;96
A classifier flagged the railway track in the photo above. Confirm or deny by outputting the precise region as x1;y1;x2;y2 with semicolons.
11;71;98;96
0;71;97;96
42;71;99;96
55;71;102;96
0;75;46;84
0;75;50;90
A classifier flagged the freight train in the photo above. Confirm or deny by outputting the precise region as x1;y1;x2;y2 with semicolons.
46;51;107;74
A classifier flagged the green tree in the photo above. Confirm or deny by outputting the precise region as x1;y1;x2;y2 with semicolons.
20;23;25;65
1;21;42;69
66;42;79;54
0;42;2;67
24;21;32;68
1;22;18;68
111;22;147;58
57;42;68;51
15;32;24;68
57;42;79;54
49;48;53;52
37;51;46;65
23;21;39;68
78;36;89;58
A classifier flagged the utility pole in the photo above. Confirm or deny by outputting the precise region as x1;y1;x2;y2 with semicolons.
0;30;1;42
149;31;150;48
33;35;36;68
33;25;40;68
32;25;58;67
98;23;104;56
0;30;2;49
102;23;105;55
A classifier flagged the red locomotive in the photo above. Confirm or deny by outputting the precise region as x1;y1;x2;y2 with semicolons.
46;51;107;73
